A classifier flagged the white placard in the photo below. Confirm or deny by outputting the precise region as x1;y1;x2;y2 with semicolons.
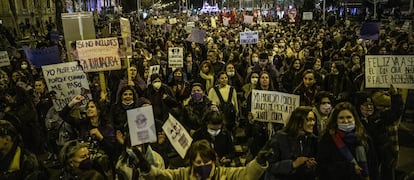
147;65;160;85
169;18;177;24
42;62;92;111
76;37;121;72
251;90;300;124
127;106;157;146
240;31;259;44
0;51;10;67
168;47;184;70
187;22;195;27
244;15;254;24
223;17;230;26
162;114;192;158
302;12;313;20
211;17;217;28
365;55;414;89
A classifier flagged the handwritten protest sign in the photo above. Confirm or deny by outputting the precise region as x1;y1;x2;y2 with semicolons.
168;47;184;70
23;46;61;68
120;17;132;57
251;90;300;124
42;62;92;111
302;12;313;20
169;18;177;24
240;31;258;44
0;51;10;67
162;114;192;158
365;55;414;89
186;28;206;44
127;106;157;146
76;37;121;72
147;65;160;85
211;17;217;28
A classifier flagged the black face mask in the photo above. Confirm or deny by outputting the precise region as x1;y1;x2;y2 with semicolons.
194;164;212;180
78;158;94;170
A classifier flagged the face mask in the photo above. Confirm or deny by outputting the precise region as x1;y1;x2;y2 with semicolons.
78;158;94;170
152;82;162;89
227;71;235;77
21;64;28;69
337;123;355;132
251;78;258;85
319;104;332;115
252;57;259;63
191;92;203;101
122;100;134;106
207;128;221;137
174;76;183;82
194;164;212;179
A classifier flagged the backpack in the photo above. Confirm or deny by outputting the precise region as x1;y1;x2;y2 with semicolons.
214;86;236;127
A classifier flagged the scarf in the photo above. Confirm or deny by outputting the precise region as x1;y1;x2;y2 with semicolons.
199;72;214;91
332;130;369;178
0;143;20;173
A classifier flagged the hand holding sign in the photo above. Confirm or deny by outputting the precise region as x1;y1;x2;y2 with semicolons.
68;95;85;108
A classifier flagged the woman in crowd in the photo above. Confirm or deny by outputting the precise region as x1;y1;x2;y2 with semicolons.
317;102;379;180
265;106;318;180
128;139;271;180
312;91;334;136
168;68;191;103
323;61;354;102
282;59;303;93
293;69;320;106
195;60;215;93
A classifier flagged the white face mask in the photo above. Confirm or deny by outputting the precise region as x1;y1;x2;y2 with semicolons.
338;123;355;132
227;71;235;77
251;78;258;85
252;57;259;63
207;129;221;137
21;64;28;69
152;82;162;89
319;104;332;115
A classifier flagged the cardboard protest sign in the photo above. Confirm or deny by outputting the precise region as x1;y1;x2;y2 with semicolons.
76;37;121;72
120;17;132;57
251;90;300;124
162;114;192;158
223;17;230;26
169;18;177;24
244;15;254;24
127;106;157;146
211;17;217;28
186;28;206;44
168;47;184;69
187;22;195;27
0;51;10;67
359;22;380;40
302;12;313;20
42;62;92;111
23;46;61;68
365;55;414;89
240;31;259;44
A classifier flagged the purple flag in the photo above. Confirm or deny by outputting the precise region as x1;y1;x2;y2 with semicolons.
23;45;61;68
359;22;381;40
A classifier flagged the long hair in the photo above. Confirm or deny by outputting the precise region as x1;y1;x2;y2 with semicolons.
324;102;368;146
116;86;139;105
255;71;275;91
279;106;315;137
186;139;218;167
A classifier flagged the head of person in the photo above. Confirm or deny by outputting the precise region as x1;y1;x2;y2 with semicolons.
0;69;9;91
0;120;20;156
315;91;334;116
172;68;185;82
225;63;236;78
302;69;317;88
150;73;162;90
59;140;92;170
118;86;139;106
354;92;375;118
205;111;224;137
281;106;316;136
207;50;217;63
291;59;302;71
185;53;193;63
191;83;205;102
251;52;259;64
34;78;47;94
186;139;218;179
256;71;274;90
85;100;106;127
200;60;214;75
129;64;139;79
313;58;322;71
330;61;346;75
326;102;368;145
216;71;229;87
258;52;269;68
249;71;260;85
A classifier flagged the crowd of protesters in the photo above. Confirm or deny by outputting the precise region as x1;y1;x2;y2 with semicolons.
0;8;413;180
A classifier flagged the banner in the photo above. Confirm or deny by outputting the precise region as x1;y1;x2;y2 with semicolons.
42;62;92;111
162;114;192;158
168;47;184;70
251;90;300;124
127;106;157;146
23;46;61;68
302;12;313;20
359;22;380;40
76;37;121;72
120;17;132;57
240;31;259;44
0;51;10;67
365;55;414;89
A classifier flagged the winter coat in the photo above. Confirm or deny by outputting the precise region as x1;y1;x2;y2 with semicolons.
181;96;212;131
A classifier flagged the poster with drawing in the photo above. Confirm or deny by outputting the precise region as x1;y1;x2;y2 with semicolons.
162;114;193;158
127;106;157;146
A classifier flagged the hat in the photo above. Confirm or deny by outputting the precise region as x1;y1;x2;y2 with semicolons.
372;91;391;107
259;52;268;60
353;92;373;107
150;73;162;83
191;82;204;91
